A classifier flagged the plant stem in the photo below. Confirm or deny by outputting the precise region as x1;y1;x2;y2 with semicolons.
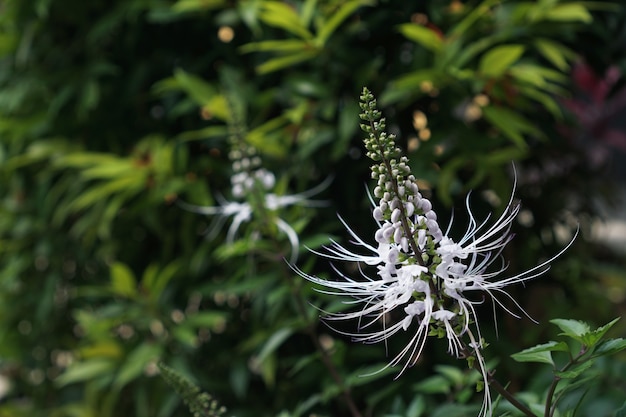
544;375;560;417
488;375;536;417
286;264;364;417
294;290;364;417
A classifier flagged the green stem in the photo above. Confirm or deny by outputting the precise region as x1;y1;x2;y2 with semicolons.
463;331;535;417
488;376;536;417
545;347;586;417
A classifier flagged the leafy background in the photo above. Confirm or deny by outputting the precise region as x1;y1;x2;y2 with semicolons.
1;1;625;416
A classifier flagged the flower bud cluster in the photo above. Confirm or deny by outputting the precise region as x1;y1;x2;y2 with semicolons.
229;146;276;198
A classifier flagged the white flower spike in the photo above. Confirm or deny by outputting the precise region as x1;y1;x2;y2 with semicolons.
180;144;330;263
296;88;576;417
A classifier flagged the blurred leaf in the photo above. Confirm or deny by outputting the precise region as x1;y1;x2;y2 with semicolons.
142;262;180;302
256;327;293;365
110;262;138;298
316;0;373;46
544;4;592;23
258;2;313;39
255;50;319;74
240;39;312;54
398;23;443;53
479;44;525;77
414;374;452;394
172;0;226;13
344;364;397;387
615;400;626;417
534;38;575;71
56;359;116;387
450;0;499;37
114;343;162;389
482;106;542;148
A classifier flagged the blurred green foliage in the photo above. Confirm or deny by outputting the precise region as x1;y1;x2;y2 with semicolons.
1;0;625;416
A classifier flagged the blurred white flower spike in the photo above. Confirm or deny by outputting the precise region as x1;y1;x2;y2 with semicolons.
179;143;330;263
294;88;576;417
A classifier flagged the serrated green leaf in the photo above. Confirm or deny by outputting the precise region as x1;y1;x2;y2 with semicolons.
592;338;626;358
511;341;566;365
554;373;598;396
398;23;443;52
554;359;595;379
479;44;525;77
583;317;621;347
110;262;137;298
551;319;590;344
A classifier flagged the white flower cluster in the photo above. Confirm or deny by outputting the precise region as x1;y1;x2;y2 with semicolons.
179;143;328;263
229;147;275;198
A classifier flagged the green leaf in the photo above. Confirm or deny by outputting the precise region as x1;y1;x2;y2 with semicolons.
592;338;626;358
184;311;228;330
114;343;162;389
479;44;525;77
256;328;293;365
142;262;180;302
534;38;575;71
482;106;542;148
544;4;592;23
258;2;313;39
398;23;443;52
55;359;116;386
554;359;595;379
176;125;229;142
344;364;397;387
255;50;319;74
434;364;465;386
554;373;598;396
317;0;373;46
239;39;312;54
511;341;568;365
450;0;500;37
582;317;620;347
414;375;452;394
173;69;218;106
551;319;591;344
110;262;138;298
172;0;226;13
614;400;626;417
